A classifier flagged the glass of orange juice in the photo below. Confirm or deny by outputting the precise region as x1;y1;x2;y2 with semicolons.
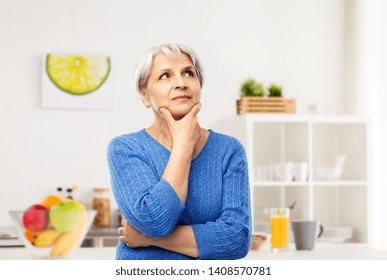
270;208;289;252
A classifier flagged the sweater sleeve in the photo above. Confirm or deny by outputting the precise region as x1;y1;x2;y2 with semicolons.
107;137;186;238
192;143;252;259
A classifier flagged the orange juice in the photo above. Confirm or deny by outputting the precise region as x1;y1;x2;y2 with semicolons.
270;209;289;251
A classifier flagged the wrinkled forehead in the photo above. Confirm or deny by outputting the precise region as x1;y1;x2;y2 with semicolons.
151;52;193;71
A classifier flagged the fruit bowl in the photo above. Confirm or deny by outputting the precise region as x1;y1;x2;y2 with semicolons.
9;206;95;258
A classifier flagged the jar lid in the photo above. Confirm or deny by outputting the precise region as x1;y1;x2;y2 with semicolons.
93;187;110;192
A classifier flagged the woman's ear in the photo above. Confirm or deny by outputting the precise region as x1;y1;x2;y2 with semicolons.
141;90;152;108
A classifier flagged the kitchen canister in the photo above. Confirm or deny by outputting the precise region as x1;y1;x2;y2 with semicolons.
92;187;111;227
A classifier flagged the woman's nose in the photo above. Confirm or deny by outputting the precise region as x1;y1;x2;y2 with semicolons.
174;75;187;89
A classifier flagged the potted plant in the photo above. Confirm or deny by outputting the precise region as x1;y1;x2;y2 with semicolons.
267;83;283;97
236;80;296;114
240;78;265;97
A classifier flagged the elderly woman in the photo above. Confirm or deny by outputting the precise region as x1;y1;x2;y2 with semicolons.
107;44;251;260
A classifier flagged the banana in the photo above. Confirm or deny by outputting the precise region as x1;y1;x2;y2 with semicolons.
50;204;87;256
32;229;62;248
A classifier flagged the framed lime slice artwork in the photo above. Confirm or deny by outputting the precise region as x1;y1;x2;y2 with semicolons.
42;54;113;109
46;54;111;95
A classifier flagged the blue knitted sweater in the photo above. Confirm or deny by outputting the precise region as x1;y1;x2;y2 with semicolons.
107;129;251;260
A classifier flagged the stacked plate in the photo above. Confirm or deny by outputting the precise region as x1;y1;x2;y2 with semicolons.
318;227;353;243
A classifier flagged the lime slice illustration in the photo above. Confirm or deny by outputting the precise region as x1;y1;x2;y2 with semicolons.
46;54;111;95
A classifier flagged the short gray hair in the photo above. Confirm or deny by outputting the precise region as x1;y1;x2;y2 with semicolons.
133;44;204;97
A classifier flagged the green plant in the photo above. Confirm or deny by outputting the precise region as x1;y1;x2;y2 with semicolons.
240;78;265;97
267;83;283;97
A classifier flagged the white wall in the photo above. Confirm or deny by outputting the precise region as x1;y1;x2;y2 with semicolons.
0;0;345;226
375;0;387;250
343;0;387;249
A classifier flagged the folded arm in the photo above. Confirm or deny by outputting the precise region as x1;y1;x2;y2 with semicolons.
108;138;188;238
119;223;199;258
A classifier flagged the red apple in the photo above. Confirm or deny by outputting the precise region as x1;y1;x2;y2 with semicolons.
22;204;48;231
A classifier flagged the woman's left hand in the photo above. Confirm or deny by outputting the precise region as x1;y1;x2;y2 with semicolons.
118;220;152;248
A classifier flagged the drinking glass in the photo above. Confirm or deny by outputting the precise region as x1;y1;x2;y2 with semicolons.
270;208;289;252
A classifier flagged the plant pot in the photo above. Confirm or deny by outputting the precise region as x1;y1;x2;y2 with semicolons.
236;96;296;114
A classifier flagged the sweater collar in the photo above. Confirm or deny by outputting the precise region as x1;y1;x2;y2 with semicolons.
141;128;214;164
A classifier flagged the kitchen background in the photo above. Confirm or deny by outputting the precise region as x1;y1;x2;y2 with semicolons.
1;0;387;249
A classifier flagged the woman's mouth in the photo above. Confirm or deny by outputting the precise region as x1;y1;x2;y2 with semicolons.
172;95;191;101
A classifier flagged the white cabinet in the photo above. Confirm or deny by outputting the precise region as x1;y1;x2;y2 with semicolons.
213;114;371;243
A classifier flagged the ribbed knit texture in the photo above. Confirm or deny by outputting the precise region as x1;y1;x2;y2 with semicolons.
107;129;251;260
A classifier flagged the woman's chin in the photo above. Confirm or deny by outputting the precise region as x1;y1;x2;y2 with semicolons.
171;111;188;120
169;105;195;120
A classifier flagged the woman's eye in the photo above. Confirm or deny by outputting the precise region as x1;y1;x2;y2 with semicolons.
184;70;194;77
160;73;170;79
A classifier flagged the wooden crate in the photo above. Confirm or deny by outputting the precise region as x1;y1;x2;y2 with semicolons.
236;97;296;114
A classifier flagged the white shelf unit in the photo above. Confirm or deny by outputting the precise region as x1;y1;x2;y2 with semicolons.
213;114;371;243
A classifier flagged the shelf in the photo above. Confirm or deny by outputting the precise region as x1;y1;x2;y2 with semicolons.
214;115;370;243
242;114;370;124
253;181;367;187
312;181;367;187
253;181;309;187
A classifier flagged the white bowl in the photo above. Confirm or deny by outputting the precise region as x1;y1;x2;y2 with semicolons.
9;210;95;258
316;167;343;181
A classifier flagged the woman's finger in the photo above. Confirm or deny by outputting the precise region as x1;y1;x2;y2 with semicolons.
117;227;124;235
186;102;201;118
118;235;127;243
160;107;174;126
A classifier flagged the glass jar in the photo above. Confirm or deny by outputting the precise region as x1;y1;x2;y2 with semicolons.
92;188;111;227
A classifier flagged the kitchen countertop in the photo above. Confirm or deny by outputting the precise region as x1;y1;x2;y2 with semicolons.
245;243;387;260
1;243;387;260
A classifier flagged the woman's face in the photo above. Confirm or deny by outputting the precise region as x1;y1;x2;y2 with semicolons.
141;52;201;120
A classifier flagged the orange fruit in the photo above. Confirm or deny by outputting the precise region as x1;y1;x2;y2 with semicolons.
40;195;64;209
24;229;35;243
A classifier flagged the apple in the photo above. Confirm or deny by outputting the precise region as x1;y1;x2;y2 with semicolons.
49;200;82;232
22;204;48;231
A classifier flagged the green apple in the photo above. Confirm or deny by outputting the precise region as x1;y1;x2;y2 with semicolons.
49;200;82;232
